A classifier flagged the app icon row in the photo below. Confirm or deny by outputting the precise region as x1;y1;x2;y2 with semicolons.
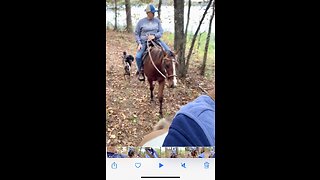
110;161;210;169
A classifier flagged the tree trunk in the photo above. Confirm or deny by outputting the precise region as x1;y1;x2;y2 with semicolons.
114;0;118;31
184;0;191;39
184;0;191;58
125;0;133;32
173;0;186;78
158;0;162;20
200;3;215;76
185;0;213;73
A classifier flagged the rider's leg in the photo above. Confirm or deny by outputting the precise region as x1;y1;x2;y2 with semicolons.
135;43;147;80
135;43;147;72
158;39;172;54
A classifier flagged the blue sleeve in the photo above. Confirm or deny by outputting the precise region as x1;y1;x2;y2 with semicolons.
162;114;211;146
135;20;142;45
155;19;163;39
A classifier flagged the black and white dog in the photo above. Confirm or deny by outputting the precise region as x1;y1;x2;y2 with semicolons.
122;51;134;79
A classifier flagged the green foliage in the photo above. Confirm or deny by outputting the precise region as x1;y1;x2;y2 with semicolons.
162;31;215;61
162;31;215;78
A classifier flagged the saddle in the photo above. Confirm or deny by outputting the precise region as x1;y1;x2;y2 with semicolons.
141;40;163;70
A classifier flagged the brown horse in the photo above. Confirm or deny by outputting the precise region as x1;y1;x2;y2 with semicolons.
142;40;178;117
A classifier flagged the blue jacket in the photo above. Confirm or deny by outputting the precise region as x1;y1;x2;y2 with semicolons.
163;95;215;147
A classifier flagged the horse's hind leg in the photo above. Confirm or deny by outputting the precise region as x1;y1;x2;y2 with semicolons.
158;80;165;118
149;79;154;102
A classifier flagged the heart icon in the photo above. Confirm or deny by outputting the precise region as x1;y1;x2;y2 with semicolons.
135;163;141;168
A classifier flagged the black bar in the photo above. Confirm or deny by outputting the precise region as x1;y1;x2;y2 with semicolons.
141;176;180;178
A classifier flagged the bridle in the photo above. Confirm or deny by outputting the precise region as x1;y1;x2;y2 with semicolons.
162;57;178;78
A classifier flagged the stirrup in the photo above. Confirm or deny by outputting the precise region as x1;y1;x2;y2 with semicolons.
138;71;145;81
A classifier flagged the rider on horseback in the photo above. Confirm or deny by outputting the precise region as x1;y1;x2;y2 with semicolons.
134;4;172;81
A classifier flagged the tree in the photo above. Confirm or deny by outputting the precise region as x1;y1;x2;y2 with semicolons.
184;0;191;38
173;0;186;78
185;0;213;73
184;0;191;55
125;0;133;32
158;0;162;20
114;0;118;31
200;1;215;76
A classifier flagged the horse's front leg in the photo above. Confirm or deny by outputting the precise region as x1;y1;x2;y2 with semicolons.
149;80;154;102
158;80;165;118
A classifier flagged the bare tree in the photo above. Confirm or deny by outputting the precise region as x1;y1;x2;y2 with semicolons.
173;0;186;77
184;0;191;38
158;0;162;20
200;2;215;76
125;0;133;32
184;0;191;60
114;0;118;31
185;0;213;73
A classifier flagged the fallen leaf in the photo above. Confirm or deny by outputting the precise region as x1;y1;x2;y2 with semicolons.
121;113;126;119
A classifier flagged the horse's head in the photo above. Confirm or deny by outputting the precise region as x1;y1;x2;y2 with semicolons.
163;51;178;88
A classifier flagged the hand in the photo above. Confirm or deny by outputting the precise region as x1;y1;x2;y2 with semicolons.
137;44;142;50
147;35;155;41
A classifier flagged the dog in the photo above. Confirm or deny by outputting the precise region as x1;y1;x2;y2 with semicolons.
122;51;134;79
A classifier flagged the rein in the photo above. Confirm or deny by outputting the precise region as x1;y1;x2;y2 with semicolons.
147;40;167;79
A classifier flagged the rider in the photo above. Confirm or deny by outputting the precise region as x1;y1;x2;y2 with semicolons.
107;146;127;158
128;148;135;158
134;4;172;81
145;147;159;158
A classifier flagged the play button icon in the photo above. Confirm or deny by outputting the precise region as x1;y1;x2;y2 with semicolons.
159;163;164;168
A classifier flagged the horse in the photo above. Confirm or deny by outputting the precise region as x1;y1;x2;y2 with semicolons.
142;40;179;117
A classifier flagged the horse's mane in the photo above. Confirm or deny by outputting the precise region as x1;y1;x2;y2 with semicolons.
150;45;165;61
